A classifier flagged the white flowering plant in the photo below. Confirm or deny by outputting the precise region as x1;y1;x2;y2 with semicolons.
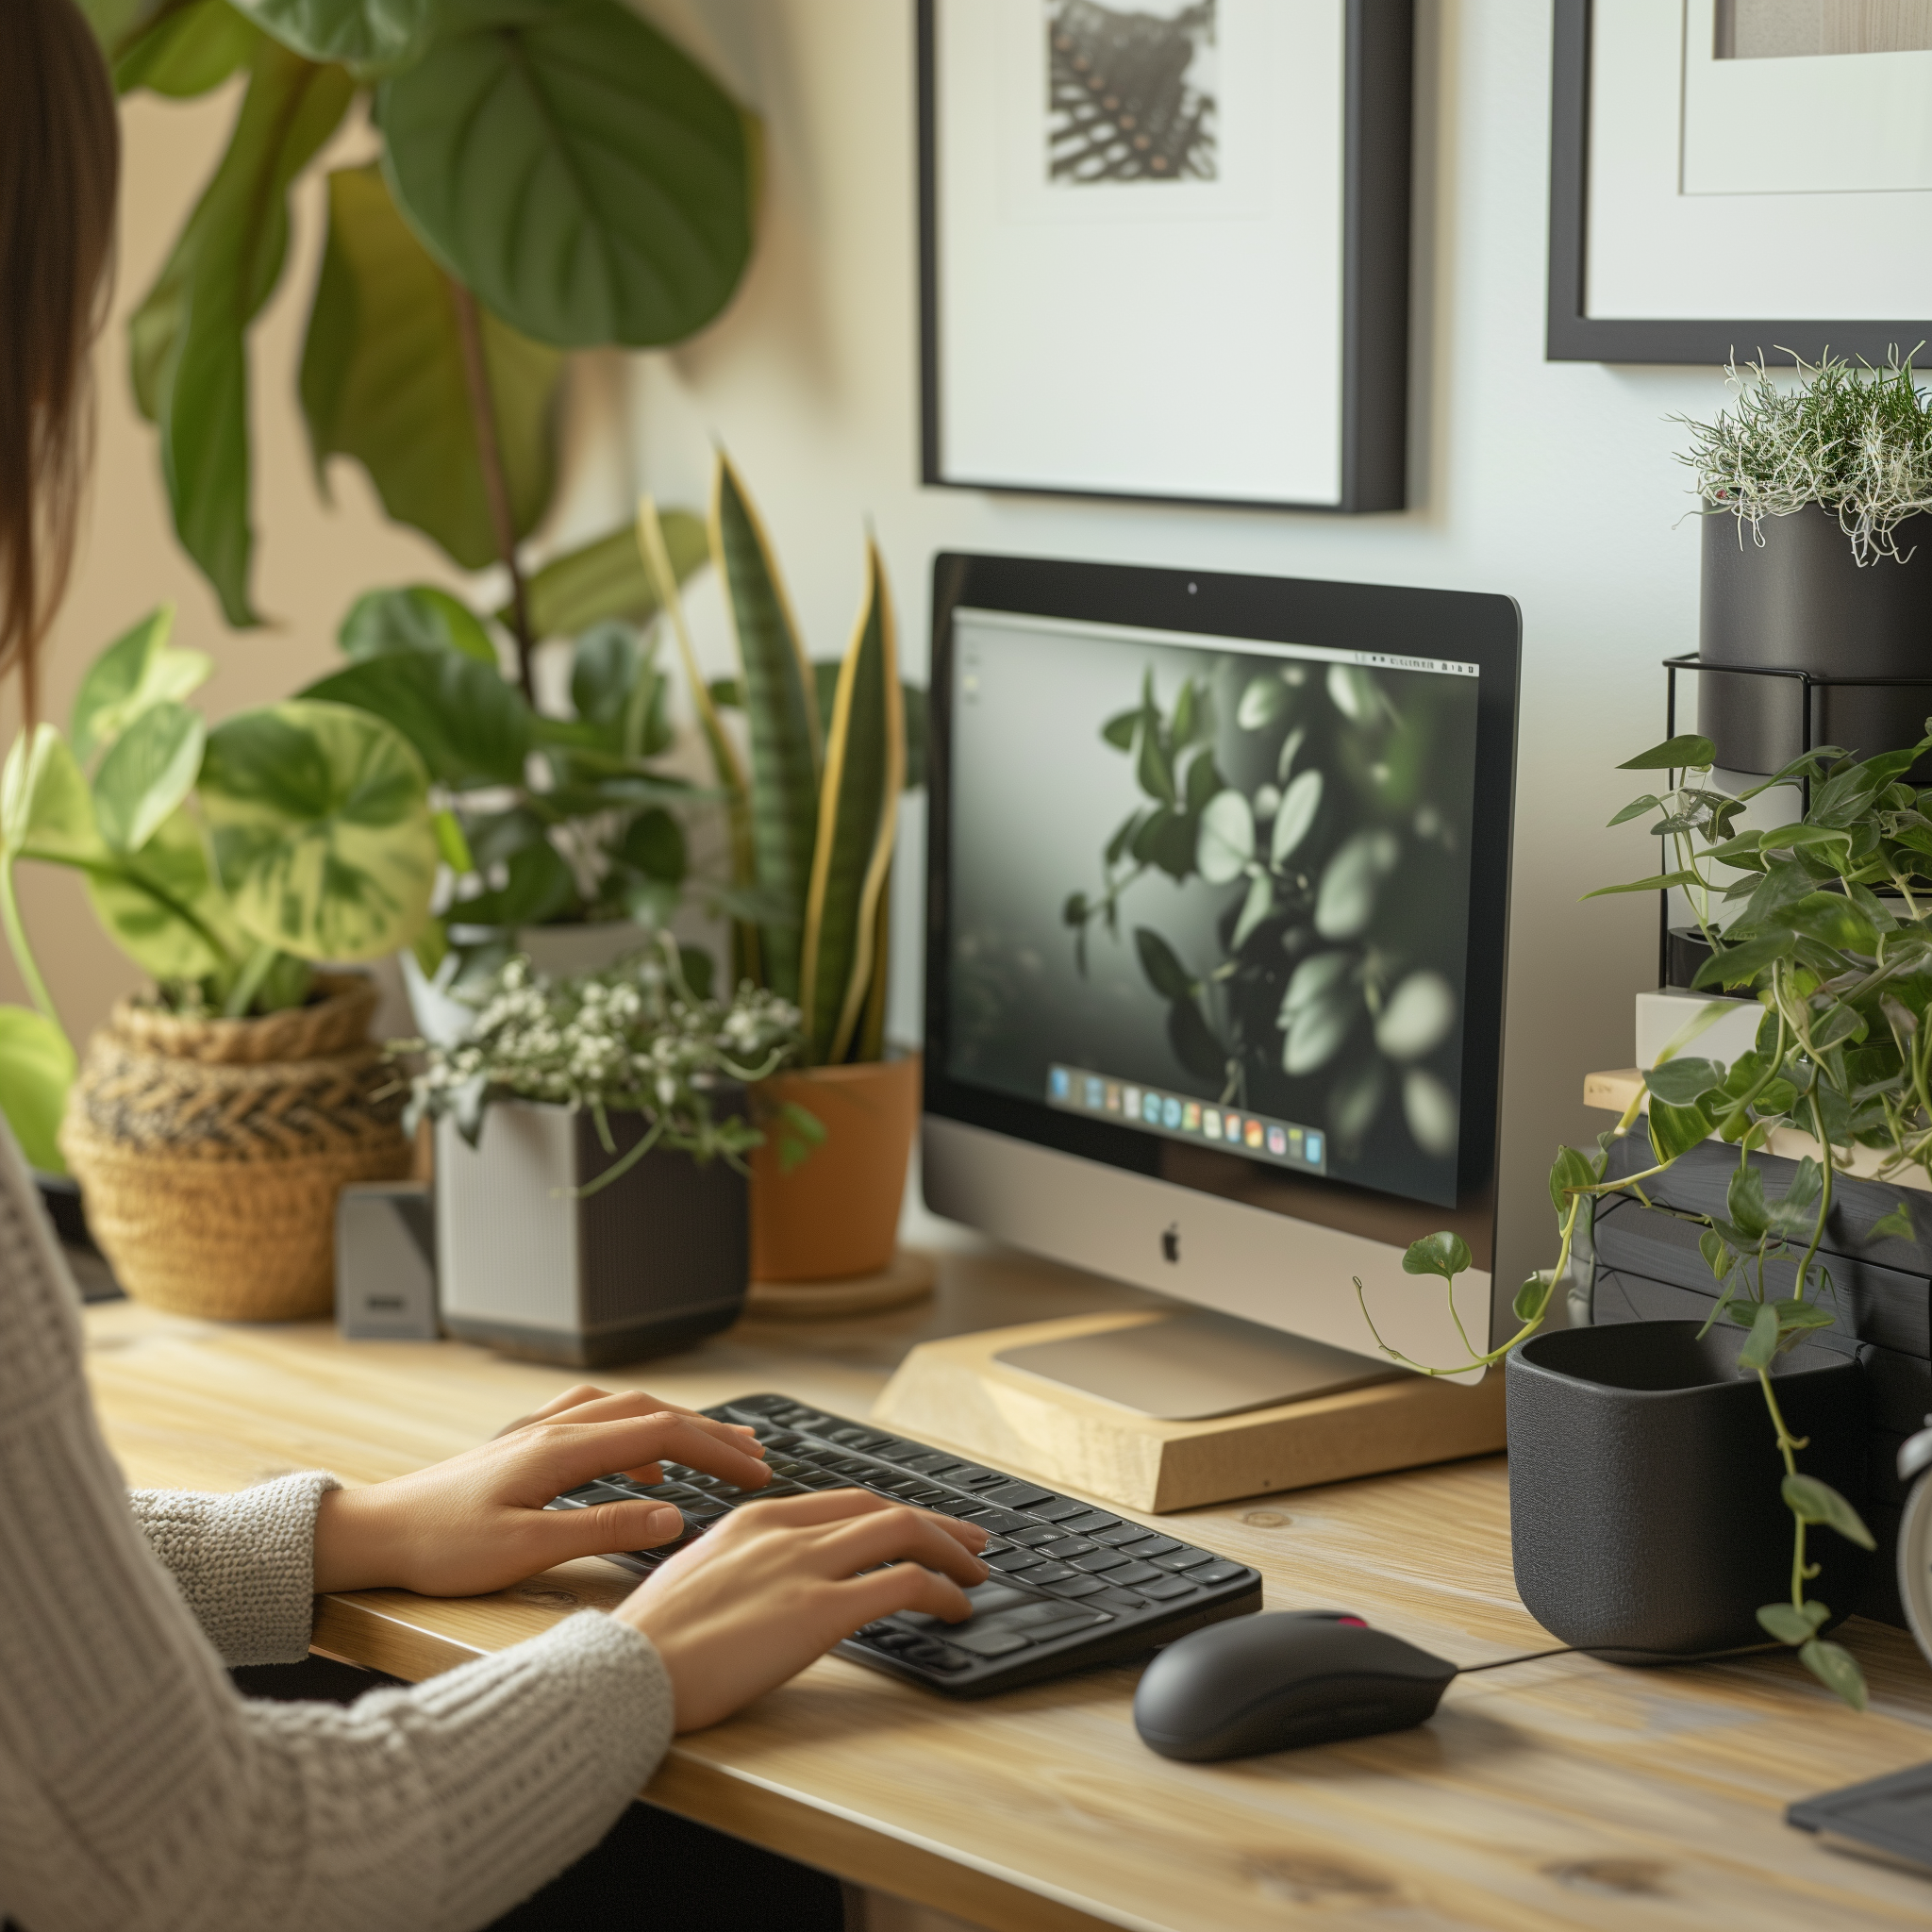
401;936;810;1193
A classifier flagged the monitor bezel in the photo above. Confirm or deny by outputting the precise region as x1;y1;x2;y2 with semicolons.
922;551;1522;1259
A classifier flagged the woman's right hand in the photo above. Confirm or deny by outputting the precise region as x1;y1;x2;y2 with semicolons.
614;1490;991;1731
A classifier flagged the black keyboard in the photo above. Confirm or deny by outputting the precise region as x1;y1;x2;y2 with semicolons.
545;1392;1263;1695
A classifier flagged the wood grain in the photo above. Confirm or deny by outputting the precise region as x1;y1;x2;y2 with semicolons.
83;1253;1932;1932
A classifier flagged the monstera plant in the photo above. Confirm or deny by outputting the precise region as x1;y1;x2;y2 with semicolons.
81;0;758;687
0;606;437;1170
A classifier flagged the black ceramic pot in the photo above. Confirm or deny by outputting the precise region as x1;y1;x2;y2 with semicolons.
1507;1321;1868;1658
1699;506;1932;775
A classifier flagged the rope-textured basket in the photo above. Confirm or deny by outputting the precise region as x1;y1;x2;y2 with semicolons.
59;974;411;1321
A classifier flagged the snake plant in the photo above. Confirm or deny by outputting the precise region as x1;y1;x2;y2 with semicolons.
640;457;905;1066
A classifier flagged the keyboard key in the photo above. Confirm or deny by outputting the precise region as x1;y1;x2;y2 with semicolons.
1154;1548;1216;1572
982;1482;1055;1508
904;1486;950;1505
1120;1535;1181;1558
1091;1524;1158;1547
1043;1574;1109;1598
1088;1587;1148;1612
897;1453;958;1474
827;1427;893;1450
1039;1537;1097;1560
967;1509;1034;1535
1136;1575;1200;1601
1191;1561;1248;1586
988;1547;1045;1573
1008;1526;1065;1547
1056;1511;1119;1535
1071;1549;1128;1574
953;1625;1032;1657
1018;1560;1077;1585
939;1499;991;1519
983;1601;1108;1639
1105;1560;1163;1587
916;1644;973;1673
1028;1499;1093;1523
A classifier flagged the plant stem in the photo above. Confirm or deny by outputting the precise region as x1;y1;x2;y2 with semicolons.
448;277;536;704
0;858;64;1043
223;942;279;1019
1757;1366;1816;1615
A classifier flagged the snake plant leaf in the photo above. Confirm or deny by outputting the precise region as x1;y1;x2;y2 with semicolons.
712;456;821;1002
799;541;903;1064
377;0;756;348
0;1008;75;1174
115;0;260;96
300;165;562;573
70;608;213;766
303;648;530;788
199;699;438;961
228;0;434;69
85;806;247;982
1;727;103;864
339;585;498;665
131;42;354;625
92;702;207;857
510;511;709;641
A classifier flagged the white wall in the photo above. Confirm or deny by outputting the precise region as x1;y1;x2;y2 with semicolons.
614;0;1733;1316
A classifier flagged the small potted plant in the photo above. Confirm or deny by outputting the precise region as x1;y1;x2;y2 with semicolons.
0;607;439;1319
640;459;927;1303
1679;352;1932;774
1356;724;1932;1712
404;938;802;1364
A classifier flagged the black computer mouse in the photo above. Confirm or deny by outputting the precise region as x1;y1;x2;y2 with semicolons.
1133;1610;1458;1760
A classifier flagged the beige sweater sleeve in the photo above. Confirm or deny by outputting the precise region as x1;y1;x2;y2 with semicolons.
0;1130;676;1932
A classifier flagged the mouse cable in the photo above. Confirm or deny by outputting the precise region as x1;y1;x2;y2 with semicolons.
1454;1638;1785;1674
1453;1645;1574;1674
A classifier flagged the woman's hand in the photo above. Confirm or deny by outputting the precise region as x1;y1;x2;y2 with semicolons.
615;1490;991;1731
311;1385;769;1597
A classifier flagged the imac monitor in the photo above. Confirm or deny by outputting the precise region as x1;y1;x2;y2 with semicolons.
922;555;1521;1413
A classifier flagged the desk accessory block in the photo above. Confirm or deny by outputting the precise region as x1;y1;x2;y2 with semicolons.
336;1182;438;1341
436;1102;748;1367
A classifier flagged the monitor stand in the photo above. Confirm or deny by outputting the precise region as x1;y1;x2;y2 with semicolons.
994;1308;1400;1421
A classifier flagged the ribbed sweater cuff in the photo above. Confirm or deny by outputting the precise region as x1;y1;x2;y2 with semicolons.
129;1472;341;1667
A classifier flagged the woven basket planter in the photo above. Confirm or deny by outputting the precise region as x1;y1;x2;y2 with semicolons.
59;974;411;1321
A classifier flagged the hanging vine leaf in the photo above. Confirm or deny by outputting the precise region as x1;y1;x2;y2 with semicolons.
301;164;562;572
377;0;756;348
130;40;354;625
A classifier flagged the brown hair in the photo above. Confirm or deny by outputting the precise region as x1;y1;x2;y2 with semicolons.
0;0;120;720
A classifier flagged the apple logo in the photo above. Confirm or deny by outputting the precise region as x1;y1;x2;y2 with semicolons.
1161;1224;1180;1264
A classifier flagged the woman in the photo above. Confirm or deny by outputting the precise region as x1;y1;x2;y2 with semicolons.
0;6;988;1927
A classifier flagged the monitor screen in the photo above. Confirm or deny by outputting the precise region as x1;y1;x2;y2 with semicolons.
924;554;1519;1283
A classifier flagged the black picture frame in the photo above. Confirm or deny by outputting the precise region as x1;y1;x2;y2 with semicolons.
1546;0;1932;367
917;0;1414;514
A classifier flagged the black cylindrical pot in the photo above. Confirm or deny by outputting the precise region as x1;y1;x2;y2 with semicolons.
1507;1321;1868;1659
1699;506;1932;774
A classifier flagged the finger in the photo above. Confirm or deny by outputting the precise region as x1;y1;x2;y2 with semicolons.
838;1563;977;1628
525;1391;764;1464
811;1508;991;1587
700;1487;977;1536
531;1414;771;1493
493;1383;612;1438
545;1498;688;1563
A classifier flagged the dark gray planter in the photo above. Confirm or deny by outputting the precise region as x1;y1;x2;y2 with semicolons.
1699;506;1932;775
436;1101;749;1367
1507;1320;1868;1659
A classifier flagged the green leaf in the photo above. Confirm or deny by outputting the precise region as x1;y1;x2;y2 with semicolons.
432;808;474;874
1607;792;1662;826
85;806;245;982
1699;1228;1734;1281
199;699;438;960
1230;871;1274;950
228;0;434;69
617;808;686;883
1581;870;1699;899
1783;891;1878;955
1690;933;1792;991
70;607;212;765
1757;1600;1829;1644
1547;1144;1597;1218
1237;675;1287;731
1101;708;1138;751
711;455;819;1001
1726;1162;1770;1240
1772;1300;1837;1336
302;650;530;789
1872;1200;1916;1241
1797;1638;1868;1710
92;702;206;856
1643;1056;1724;1107
1782;1474;1877;1549
1134;927;1194;1003
1738;1300;1781;1372
1136;718;1176;806
1618;735;1715;771
1166;995;1227;1084
1402;1231;1473;1282
115;0;259;96
1512;1273;1554;1324
1;727;102;864
377;0;756;348
799;541;902;1064
1647;1095;1713;1163
0;1008;75;1174
515;512;709;641
1196;790;1255;885
1271;768;1323;866
339;584;497;665
300;164;561;573
451;838;575;929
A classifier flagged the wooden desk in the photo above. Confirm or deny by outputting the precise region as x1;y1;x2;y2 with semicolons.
84;1243;1932;1932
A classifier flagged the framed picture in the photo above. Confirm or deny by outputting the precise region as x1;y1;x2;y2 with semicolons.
1549;0;1932;365
918;1;1413;514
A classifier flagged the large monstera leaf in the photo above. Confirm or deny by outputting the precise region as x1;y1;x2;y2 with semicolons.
377;0;757;348
301;165;562;570
199;700;438;961
228;0;434;69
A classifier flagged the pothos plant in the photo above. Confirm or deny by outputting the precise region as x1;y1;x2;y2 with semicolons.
1357;725;1932;1711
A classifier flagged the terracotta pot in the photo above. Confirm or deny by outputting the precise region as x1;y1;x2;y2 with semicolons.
750;1055;920;1282
59;974;412;1321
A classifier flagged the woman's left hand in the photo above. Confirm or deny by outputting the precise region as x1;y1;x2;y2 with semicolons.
311;1384;770;1597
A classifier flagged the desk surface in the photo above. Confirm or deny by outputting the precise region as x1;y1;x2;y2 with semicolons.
84;1243;1932;1932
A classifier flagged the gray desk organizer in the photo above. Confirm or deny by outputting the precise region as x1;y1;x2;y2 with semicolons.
1591;1137;1930;1627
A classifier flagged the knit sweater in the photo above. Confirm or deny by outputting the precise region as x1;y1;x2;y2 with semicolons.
0;1125;676;1932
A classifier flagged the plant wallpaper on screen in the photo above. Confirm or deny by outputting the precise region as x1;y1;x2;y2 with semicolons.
945;620;1480;1207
